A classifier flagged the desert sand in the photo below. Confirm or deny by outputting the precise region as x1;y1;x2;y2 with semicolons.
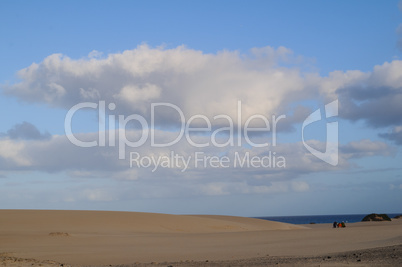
0;210;401;266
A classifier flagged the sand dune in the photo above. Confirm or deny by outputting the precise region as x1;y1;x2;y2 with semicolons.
0;209;305;234
0;210;401;266
187;214;305;230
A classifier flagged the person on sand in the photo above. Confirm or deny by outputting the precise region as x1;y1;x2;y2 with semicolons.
341;221;345;228
333;221;337;228
338;222;342;228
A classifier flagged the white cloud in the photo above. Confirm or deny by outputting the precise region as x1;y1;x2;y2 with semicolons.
340;139;396;158
4;45;402;133
88;50;103;59
0;139;31;167
198;181;298;196
379;126;402;145
335;60;402;128
114;83;161;113
84;188;115;202
2;45;313;129
0;127;394;197
79;87;100;100
197;180;309;196
291;181;309;192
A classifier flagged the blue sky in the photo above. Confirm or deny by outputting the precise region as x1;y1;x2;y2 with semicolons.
0;0;401;216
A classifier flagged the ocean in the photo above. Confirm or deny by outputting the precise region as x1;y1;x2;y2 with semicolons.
256;213;402;225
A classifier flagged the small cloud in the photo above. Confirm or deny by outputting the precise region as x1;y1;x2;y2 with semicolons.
63;197;76;202
200;183;229;196
291;181;309;192
389;183;402;190
88;50;103;59
379;126;402;145
2;122;51;140
340;139;396;158
84;189;115;202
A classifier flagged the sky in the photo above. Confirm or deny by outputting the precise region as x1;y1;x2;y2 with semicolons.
0;0;402;217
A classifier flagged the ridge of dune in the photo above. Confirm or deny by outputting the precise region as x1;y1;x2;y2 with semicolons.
187;214;308;230
0;209;304;234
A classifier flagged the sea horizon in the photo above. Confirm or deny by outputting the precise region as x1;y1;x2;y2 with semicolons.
255;213;402;225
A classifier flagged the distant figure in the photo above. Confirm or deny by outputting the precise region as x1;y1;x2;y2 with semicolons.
333;221;337;228
338;222;342;228
341;221;345;228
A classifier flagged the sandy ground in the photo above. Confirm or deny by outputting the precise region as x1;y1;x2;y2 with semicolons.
0;210;401;266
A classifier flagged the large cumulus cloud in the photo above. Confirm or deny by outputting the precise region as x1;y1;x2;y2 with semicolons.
4;45;402;133
3;45;315;131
